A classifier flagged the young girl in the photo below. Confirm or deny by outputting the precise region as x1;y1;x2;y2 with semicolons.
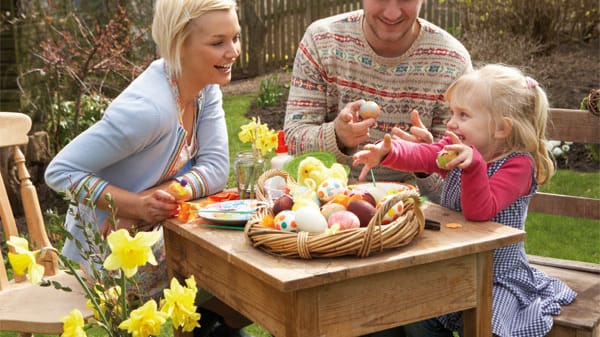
352;64;576;337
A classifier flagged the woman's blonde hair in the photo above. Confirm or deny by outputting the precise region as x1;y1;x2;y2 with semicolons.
152;0;237;79
446;64;554;184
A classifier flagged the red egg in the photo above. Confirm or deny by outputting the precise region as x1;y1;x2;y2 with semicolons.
272;194;293;215
347;199;377;227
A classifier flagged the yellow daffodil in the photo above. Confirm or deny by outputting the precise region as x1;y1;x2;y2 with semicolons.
60;309;87;337
238;119;258;143
118;299;168;337
238;117;278;156
86;285;122;320
6;236;45;284
103;229;160;278
160;276;200;331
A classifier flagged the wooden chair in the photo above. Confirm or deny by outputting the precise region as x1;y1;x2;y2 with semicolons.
527;108;600;337
0;112;92;336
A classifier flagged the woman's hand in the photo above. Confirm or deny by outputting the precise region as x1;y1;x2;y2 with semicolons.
98;185;179;237
136;188;180;223
392;109;433;144
334;100;376;149
352;133;393;180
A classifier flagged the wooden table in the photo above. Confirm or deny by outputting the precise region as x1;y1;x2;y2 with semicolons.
163;202;525;337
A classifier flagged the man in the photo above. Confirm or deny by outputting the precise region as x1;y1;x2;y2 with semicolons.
284;0;472;200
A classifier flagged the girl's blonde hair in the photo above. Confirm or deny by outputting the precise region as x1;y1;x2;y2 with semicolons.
446;64;554;184
152;0;237;79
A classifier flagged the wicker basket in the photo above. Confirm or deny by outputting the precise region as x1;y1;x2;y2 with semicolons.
245;169;425;259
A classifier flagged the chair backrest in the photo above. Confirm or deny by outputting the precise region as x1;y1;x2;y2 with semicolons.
0;112;57;290
528;108;600;219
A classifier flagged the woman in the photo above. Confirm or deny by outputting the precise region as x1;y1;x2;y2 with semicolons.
44;0;242;329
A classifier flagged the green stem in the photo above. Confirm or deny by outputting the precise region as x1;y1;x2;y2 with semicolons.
120;273;128;324
56;252;115;337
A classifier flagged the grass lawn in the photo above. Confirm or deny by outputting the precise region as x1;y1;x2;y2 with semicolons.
1;93;597;337
525;169;600;263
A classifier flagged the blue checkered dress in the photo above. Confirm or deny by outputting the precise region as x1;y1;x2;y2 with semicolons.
437;152;577;337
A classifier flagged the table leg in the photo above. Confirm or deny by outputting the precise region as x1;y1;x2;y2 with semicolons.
463;251;494;337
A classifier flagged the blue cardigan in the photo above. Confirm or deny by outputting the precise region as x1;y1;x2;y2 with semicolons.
45;59;229;263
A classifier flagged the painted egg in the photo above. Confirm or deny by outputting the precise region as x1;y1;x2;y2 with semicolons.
327;210;360;230
167;179;193;202
295;206;328;233
348;190;377;207
272;194;294;216
359;100;381;120
436;149;458;169
292;185;320;209
273;210;297;232
347;199;377;227
376;195;405;225
317;178;347;203
320;202;347;220
264;175;289;200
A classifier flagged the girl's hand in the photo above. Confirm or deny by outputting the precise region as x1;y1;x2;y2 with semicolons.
391;109;433;144
334;100;376;148
352;133;393;180
442;131;473;170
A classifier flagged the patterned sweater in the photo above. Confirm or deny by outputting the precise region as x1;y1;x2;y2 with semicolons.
284;10;472;185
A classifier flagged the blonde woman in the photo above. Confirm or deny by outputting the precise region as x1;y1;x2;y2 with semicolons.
45;0;247;335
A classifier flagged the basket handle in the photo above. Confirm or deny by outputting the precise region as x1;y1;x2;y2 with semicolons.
358;189;423;257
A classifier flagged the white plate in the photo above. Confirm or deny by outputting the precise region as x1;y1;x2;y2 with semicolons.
197;199;259;226
348;182;417;203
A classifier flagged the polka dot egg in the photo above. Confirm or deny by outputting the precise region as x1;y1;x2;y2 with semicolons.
274;210;297;232
317;178;347;203
376;195;405;225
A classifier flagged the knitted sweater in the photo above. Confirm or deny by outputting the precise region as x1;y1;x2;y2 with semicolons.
284;10;472;184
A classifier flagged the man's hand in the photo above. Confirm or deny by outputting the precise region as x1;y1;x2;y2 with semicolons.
334;100;376;149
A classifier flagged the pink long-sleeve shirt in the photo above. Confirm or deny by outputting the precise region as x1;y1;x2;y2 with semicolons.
380;137;534;221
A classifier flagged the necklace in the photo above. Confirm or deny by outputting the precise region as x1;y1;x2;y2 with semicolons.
164;62;202;171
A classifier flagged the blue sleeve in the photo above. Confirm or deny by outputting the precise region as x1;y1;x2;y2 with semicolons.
44;95;167;203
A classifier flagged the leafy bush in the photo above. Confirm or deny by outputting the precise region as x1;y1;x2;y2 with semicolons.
256;75;287;108
10;1;154;154
47;94;111;153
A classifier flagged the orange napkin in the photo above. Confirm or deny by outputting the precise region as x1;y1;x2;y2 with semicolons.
176;191;241;222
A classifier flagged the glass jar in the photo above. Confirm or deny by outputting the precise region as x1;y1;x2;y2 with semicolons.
233;150;266;199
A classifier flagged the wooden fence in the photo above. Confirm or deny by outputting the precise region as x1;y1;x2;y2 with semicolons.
235;0;460;78
0;0;461;110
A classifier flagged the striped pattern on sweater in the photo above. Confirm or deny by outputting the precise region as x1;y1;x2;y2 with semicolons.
284;10;472;183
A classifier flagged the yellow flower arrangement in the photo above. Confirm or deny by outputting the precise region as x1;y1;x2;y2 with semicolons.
238;117;278;156
6;195;201;337
236;117;278;199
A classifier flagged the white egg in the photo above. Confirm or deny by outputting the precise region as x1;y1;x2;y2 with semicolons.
295;206;328;234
